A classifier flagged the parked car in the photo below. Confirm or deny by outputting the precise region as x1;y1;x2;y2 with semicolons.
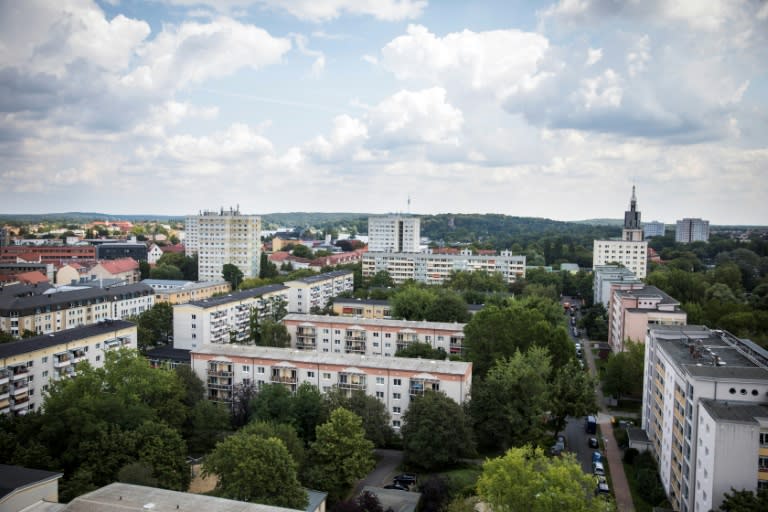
595;482;611;496
393;473;417;487
588;437;599;448
592;461;605;476
592;451;603;464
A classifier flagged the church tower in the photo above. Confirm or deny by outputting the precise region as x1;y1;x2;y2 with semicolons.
622;186;643;241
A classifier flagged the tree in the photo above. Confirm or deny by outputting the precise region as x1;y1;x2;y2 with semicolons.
186;400;231;455
602;341;645;400
323;389;394;448
203;431;307;508
250;383;295;425
396;342;448;360
139;260;151;280
292;244;314;259
717;488;768;511
477;446;611;512
222;263;244;289
291;382;327;444
306;408;375;502
133;302;174;349
241;421;306;469
150;263;184;280
368;270;394;288
470;347;551;452
425;288;471;323
390;286;435;321
257;319;291;347
260;253;279;278
401;391;475;470
549;360;598;435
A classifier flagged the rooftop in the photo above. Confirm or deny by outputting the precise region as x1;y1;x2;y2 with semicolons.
0;282;153;315
333;298;390;306
0;320;135;359
615;285;680;306
650;325;768;381
185;284;288;308
283;313;466;331
192;345;472;376
0;464;62;500
144;345;191;364
286;270;353;284
700;399;768;424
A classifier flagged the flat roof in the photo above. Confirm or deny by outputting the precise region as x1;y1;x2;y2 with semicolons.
286;270;353;284
283;314;466;331
192;345;472;375
700;399;768;424
63;482;304;512
0;464;63;500
651;325;768;381
333;298;390;306
0;320;135;359
615;285;680;305
0;282;153;315
144;345;191;364
185;284;288;308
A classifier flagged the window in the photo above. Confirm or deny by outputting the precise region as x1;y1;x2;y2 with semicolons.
760;432;768;447
392;420;401;428
323;372;331;379
393;392;401;400
376;391;384;398
192;334;196;339
42;356;48;363
96;355;101;362
392;406;401;414
42;370;48;377
192;323;196;328
192;314;196;319
385;333;391;338
393;378;402;386
373;332;379;337
96;343;100;349
242;365;250;372
376;377;385;385
307;371;315;378
257;367;265;374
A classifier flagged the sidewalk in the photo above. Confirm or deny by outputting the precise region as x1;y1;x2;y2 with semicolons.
584;338;635;512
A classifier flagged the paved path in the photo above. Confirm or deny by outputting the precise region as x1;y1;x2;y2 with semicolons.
583;337;635;512
352;449;404;496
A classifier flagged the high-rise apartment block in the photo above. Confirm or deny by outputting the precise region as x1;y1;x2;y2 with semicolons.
368;215;421;253
644;221;666;238
593;187;648;279
186;207;261;282
675;218;710;243
642;325;768;511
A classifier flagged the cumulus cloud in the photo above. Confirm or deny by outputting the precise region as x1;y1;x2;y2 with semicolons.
586;48;603;66
292;34;326;77
159;0;426;21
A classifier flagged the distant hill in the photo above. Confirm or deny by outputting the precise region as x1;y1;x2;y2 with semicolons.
570;218;624;227
0;212;184;223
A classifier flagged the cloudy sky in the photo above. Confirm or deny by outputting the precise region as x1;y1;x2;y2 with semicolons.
1;0;766;224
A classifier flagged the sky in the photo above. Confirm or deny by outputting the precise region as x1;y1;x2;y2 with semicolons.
1;0;767;225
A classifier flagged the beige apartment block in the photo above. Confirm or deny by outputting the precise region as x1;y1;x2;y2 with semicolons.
191;344;472;430
608;285;687;352
284;270;354;314
0;320;137;417
142;279;231;305
332;298;392;319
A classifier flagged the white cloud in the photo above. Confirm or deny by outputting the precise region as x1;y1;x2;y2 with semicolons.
143;123;274;164
292;34;326;77
626;35;650;76
159;0;426;21
132;101;219;138
381;25;552;102
586;48;602;66
122;18;291;91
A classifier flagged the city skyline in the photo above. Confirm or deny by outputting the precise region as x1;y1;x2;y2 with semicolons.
1;1;766;225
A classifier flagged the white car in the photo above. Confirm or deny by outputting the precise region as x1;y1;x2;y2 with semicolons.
593;461;605;476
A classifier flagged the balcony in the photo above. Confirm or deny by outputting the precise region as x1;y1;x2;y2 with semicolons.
11;367;29;381
0;370;9;386
70;350;86;363
54;354;71;368
338;373;366;390
0;387;8;401
410;378;440;396
12;383;28;396
296;336;317;350
12;397;29;411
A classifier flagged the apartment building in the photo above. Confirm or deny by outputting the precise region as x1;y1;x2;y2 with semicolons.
608;285;687;352
191;344;472;429
282;314;467;357
172;284;290;350
90;258;140;284
0;245;96;264
142;279;231;305
593;187;648;279
184;215;199;257
593;265;644;308
0;283;153;338
0;320;137;416
676;218;710;244
185;207;261;282
332;298;392;319
642;325;768;511
362;249;526;285
368;215;421;253
284;270;354;314
644;221;667;238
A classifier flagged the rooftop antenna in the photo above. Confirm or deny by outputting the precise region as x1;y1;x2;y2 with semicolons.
407;194;411;214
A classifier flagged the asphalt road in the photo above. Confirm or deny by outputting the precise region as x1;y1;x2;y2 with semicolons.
353;449;404;495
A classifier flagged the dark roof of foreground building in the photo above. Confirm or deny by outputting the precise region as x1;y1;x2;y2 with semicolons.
0;464;63;500
0;320;135;359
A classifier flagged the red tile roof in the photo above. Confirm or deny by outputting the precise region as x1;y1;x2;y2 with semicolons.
98;257;139;274
15;271;49;284
161;244;185;254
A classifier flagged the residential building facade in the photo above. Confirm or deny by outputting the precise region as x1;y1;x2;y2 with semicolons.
332;298;392;319
147;243;164;264
367;215;421;253
172;285;289;350
593;265;644;308
608;285;687;352
0;320;137;416
284;270;354;314
362;249;526;285
644;221;667;238
90;258;140;284
593;187;648;279
642;325;768;511
191;345;472;430
0;283;153;338
186;207;261;282
675;218;710;244
0;245;96;264
282;314;467;357
142;279;231;305
95;243;148;261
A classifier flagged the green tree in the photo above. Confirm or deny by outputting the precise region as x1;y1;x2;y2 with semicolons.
222;263;244;289
291;382;327;443
396;342;448;360
549;360;598;436
368;270;394;288
425;288;471;322
323;389;394;448
306;408;375;502
240;421;306;469
203;432;307;508
186;400;231;455
131;420;190;491
470;347;551;452
602;341;645;400
260;252;279;278
401;391;475;470
139;260;151;280
257;319;290;347
717;488;768;511
250;383;295;425
390;286;436;321
150;263;184;280
291;244;314;259
477;446;612;512
133;302;174;349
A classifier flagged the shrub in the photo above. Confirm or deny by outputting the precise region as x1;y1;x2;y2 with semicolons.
623;447;639;465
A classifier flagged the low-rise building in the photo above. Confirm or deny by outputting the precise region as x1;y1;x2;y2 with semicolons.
191;345;472;430
0;320;136;416
147;243;164;264
282;314;467;357
608;285;687;352
332;298;392;319
362;249;526;285
0;283;153;338
90;258;140;284
284;270;354;314
142;279;231;304
0;464;62;511
172;285;290;350
642;325;768;511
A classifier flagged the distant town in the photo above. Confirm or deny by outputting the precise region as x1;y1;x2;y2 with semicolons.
1;190;768;512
